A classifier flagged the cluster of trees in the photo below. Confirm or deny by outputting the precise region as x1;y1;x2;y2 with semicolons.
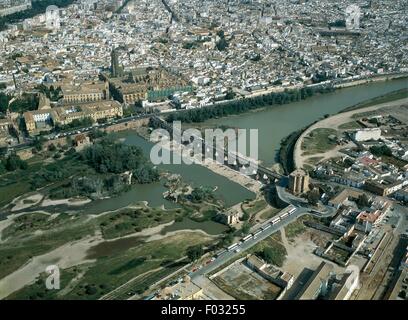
8;93;39;113
0;153;27;172
356;194;371;209
306;188;320;206
167;86;334;124
258;245;287;267
82;137;159;183
186;244;204;262
35;84;62;102
50;174;132;200
0;92;10;114
0;0;76;31
30;161;75;189
28;137;159;199
190;186;215;203
328;20;346;28
216;30;229;51
55;117;94;132
370;145;392;157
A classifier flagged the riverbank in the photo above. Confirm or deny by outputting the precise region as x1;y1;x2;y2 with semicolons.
293;97;408;169
173;73;408;124
150;133;262;195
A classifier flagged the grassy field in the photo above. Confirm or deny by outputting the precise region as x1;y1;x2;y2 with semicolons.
97;206;184;240
5;227;210;300
284;216;312;240
0;154;89;208
6;268;79;300
338;121;364;130
60;233;210;300
0;215;97;279
305;156;324;167
242;198;268;216
301;128;338;156
260;207;281;220
1;212;75;240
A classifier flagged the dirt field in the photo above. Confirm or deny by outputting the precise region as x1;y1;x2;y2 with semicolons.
280;228;345;278
212;262;282;300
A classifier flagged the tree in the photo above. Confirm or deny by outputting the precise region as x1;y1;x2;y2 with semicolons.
307;189;320;206
370;145;392;157
0;92;10;114
241;222;251;235
32;137;45;152
259;246;286;267
216;38;228;51
190;186;214;203
186;244;204;262
241;212;250;221
4;153;27;171
357;194;370;209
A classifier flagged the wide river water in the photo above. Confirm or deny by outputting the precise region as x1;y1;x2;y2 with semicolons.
78;78;407;215
204;78;408;167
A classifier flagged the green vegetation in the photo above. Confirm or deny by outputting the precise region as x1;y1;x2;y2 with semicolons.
82;137;158;180
242;198;268;216
6;268;78;300
1;152;27;171
189;186;216;203
0;92;10;114
97;207;183;239
328;19;346;28
285;216;312;239
8;93;39;113
306;189;320;206
356;194;371;209
48;137;160;199
0;135;160;206
345;88;408;114
63;233;209;299
186;244;204;262
35;84;62;102
55;117;94;132
301;128;337;155
260;207;281;220
338;121;363;130
250;236;287;268
167;86;334;124
7;232;207;300
381;155;408;170
370;145;392;157
0;213;96;279
259;247;285;267
1;212;71;240
278;129;302;174
216;30;229;51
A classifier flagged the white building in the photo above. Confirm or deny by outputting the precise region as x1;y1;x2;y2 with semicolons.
353;128;382;142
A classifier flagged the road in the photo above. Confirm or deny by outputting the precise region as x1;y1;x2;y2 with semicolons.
191;205;336;280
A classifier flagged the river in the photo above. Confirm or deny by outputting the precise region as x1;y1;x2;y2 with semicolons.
62;79;407;215
202;78;408;167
